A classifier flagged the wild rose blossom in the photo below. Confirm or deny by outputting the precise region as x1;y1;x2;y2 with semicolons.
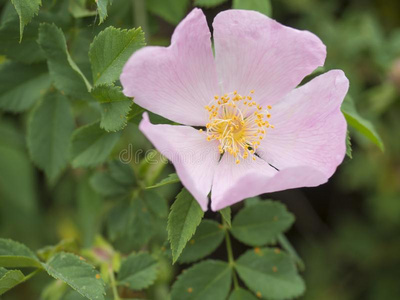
120;9;349;211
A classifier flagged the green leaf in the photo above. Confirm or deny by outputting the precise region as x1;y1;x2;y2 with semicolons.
341;95;384;151
10;0;41;40
62;290;87;300
219;207;232;228
232;0;272;17
346;131;352;159
0;62;50;113
77;180;103;248
117;252;158;290
90;171;128;197
91;84;132;132
37;239;79;262
96;0;111;24
143;190;168;218
167;188;204;263
145;173;180;189
27;91;74;181
171;260;231;300
147;0;190;25
69;0;97;18
38;23;92;99
231;201;294;247
127;102;145;123
0;120;39;232
90;160;135;197
0;268;6;278
41;279;68;300
244;197;261;207
107;197;155;251
229;288;259;300
0;238;42;269
44;252;105;300
235;248;305;300
70;121;121;168
178;220;224;264
0;15;44;63
89;26;145;85
277;234;305;271
0;269;25;295
194;0;228;8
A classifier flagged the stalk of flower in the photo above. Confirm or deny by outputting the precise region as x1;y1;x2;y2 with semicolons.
121;8;349;211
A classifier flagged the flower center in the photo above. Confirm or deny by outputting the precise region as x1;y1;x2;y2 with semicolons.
201;90;274;164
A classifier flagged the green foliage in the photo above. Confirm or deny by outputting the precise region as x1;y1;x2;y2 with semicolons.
235;248;305;300
143;190;168;218
0;12;45;63
27;91;74;181
0;238;42;269
220;207;232;228
346;131;353;158
89;26;145;85
77;181;104;248
178;220;225;263
171;260;232;300
231;201;295;246
1;1;396;299
0;269;26;295
341;95;384;151
38;23;91;99
44;252;105;300
194;0;228;8
232;0;272;17
68;0;96;18
277;234;305;271
91;84;132;132
146;173;180;189
70;122;121;168
37;239;79;262
10;0;41;40
147;0;190;25
167;188;204;263
117;252;158;290
0;62;50;112
229;288;259;300
96;0;112;24
90;160;135;197
106;192;166;251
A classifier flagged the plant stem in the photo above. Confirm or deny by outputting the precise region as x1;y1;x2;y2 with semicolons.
224;221;239;290
108;266;121;300
132;0;149;41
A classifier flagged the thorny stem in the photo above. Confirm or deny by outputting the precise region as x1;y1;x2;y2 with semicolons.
109;266;121;300
224;220;239;290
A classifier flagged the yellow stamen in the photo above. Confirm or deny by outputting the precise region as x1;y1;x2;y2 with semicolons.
203;90;274;162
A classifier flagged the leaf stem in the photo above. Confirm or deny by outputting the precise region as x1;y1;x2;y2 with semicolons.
224;220;239;290
108;266;121;300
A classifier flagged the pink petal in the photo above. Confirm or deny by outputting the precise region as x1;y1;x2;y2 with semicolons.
211;154;326;211
258;70;349;179
212;9;326;106
139;113;220;210
121;8;219;126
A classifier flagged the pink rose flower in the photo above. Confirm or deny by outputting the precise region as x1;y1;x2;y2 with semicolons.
120;9;349;211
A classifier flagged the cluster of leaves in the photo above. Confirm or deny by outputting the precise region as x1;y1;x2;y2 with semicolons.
0;0;389;299
168;191;305;300
0;188;306;300
277;1;400;299
0;237;158;299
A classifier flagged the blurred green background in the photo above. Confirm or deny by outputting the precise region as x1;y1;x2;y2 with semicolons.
0;0;399;299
